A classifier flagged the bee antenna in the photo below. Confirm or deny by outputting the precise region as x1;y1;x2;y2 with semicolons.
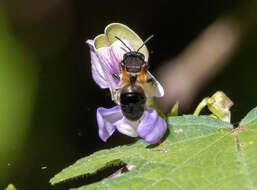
114;36;132;52
137;34;154;52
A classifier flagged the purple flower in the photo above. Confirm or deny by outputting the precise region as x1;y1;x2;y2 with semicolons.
87;39;133;90
86;23;167;144
97;106;167;144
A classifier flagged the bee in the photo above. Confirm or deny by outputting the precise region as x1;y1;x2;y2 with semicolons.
110;35;164;121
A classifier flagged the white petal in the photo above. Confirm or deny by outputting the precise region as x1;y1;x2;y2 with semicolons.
116;118;140;137
110;40;134;63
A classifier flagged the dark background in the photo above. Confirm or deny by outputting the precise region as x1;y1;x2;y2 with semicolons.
1;0;257;189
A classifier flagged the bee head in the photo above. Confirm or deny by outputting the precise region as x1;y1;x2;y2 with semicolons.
123;51;145;61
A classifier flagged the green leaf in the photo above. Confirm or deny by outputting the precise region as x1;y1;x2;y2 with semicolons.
50;108;257;190
240;107;257;127
4;184;17;190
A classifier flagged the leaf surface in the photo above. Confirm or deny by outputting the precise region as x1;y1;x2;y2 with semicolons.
50;108;257;190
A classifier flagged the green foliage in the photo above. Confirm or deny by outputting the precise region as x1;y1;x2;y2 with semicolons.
193;91;233;122
4;184;16;190
240;107;257;126
0;8;38;181
168;102;179;117
50;107;257;189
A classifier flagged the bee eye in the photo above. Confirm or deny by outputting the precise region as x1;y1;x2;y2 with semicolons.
123;53;129;59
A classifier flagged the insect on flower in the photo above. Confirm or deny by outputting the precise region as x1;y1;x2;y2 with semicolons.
86;23;167;144
113;35;164;121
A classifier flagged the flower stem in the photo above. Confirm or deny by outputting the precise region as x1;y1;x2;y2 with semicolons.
193;98;209;116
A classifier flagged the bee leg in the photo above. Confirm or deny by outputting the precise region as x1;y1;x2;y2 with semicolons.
112;73;120;81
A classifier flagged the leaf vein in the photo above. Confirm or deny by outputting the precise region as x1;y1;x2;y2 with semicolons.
168;132;230;176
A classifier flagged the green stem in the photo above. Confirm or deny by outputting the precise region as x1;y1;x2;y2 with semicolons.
193;98;209;116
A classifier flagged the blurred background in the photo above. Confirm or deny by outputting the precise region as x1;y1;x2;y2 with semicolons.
0;0;257;189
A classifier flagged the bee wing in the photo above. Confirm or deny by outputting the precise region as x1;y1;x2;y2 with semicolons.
145;71;164;97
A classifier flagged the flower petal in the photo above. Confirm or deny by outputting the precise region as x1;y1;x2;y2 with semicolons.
94;40;134;91
105;23;149;61
96;106;123;142
110;39;134;64
116;117;139;137
86;40;108;89
96;47;119;90
137;108;167;144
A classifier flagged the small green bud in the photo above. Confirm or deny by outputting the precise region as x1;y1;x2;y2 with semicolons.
168;102;179;117
193;91;233;122
207;91;233;122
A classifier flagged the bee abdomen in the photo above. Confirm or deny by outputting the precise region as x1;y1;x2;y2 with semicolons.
120;85;146;121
